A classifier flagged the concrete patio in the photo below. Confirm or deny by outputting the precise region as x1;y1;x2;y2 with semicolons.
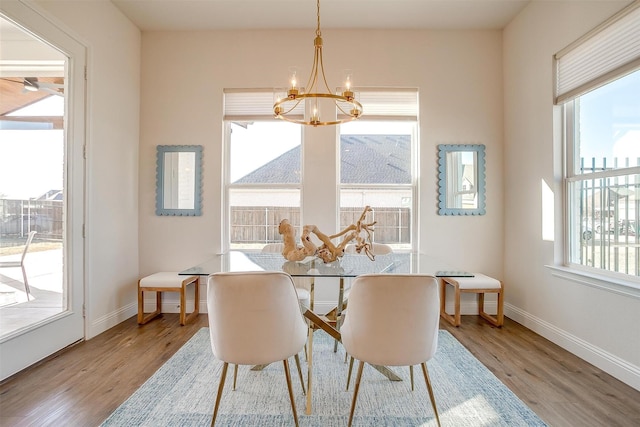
0;247;64;338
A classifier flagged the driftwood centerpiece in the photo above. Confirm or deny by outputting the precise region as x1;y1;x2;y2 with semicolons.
279;206;377;263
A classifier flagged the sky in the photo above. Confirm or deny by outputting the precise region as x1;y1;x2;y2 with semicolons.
578;69;640;168
0;97;64;199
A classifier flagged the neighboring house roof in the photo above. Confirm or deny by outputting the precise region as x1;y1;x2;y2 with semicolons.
234;134;411;184
234;146;301;184
36;190;63;201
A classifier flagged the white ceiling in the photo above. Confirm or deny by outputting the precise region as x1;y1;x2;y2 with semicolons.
110;0;533;31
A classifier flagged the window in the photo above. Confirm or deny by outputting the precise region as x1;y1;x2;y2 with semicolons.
223;88;419;251
556;3;640;279
339;89;418;251
224;90;302;250
564;71;640;276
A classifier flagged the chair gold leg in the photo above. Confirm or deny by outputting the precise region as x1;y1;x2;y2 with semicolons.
410;365;414;391
348;360;365;427
294;354;306;395
346;356;354;390
211;362;228;427
421;362;441;427
283;359;300;427
232;364;238;391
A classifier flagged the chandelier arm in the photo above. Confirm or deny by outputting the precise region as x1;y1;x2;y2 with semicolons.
335;103;353;116
284;100;303;115
302;45;319;94
276;94;362;124
275;97;304;115
317;46;334;95
336;99;364;116
279;115;358;127
310;48;321;93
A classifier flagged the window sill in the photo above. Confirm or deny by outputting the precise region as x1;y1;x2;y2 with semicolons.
545;265;640;300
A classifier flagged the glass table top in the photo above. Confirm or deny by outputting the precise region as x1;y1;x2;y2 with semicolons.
180;251;473;278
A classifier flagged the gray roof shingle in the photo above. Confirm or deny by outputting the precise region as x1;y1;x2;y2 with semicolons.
234;134;411;184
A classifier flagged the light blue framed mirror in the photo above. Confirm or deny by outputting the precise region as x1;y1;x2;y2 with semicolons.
156;145;203;216
437;144;486;215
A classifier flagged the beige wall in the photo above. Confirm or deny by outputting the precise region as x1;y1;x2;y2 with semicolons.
138;28;505;309
137;30;506;265
504;0;640;390
34;0;141;338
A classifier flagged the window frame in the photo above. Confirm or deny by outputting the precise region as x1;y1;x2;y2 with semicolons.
222;120;303;251
561;82;640;287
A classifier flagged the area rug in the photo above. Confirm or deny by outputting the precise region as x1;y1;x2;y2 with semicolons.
101;328;547;426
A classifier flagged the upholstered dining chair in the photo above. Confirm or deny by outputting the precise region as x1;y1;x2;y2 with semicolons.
342;242;393;310
344;242;393;256
341;274;441;427
339;242;393;356
0;231;36;301
262;243;311;309
207;271;308;427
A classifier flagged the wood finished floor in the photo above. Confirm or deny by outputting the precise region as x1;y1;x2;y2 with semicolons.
1;315;639;426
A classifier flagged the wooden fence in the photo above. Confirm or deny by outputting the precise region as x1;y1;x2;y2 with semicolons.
230;207;410;245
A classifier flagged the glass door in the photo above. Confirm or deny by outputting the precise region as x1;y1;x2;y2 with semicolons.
0;4;85;380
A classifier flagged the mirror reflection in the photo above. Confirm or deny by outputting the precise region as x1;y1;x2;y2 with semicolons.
438;144;486;215
156;145;202;216
162;152;196;209
445;151;478;209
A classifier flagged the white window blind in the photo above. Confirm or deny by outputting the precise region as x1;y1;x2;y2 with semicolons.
339;87;418;121
223;88;304;121
554;1;640;104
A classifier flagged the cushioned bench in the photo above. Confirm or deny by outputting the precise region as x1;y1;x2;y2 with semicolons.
138;272;199;326
440;274;504;327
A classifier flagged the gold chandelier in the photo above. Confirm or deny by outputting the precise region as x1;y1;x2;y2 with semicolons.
273;0;363;127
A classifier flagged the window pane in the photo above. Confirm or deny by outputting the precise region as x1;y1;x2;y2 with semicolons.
229;189;300;249
569;176;640;275
229;121;301;184
340;121;412;184
574;70;640;174
340;189;412;248
339;121;415;250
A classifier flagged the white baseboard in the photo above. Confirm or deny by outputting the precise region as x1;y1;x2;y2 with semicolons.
87;302;137;339
505;303;640;391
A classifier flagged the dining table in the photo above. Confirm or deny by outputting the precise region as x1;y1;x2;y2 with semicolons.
180;250;473;415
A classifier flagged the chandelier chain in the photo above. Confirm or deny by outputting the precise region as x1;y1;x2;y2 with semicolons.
316;0;321;37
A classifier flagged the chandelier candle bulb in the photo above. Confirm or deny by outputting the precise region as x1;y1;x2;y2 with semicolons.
343;71;354;99
288;67;299;98
310;105;320;126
